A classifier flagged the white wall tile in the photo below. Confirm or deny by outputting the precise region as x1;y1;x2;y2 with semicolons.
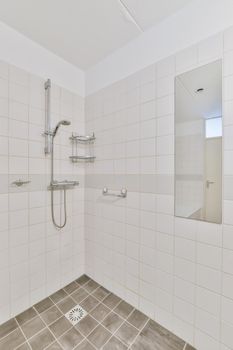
9;138;28;157
0;97;8;117
222;322;233;349
197;243;222;270
9;193;28;211
196;265;221;293
9;101;28;122
0;61;8;80
224;26;233;52
198;34;223;63
196;308;220;340
175;237;195;262
0;78;8;98
0;116;8;136
174;297;195;325
196;286;221;317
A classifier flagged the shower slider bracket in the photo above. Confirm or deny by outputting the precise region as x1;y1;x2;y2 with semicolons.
43;130;54;136
102;187;127;198
48;180;79;190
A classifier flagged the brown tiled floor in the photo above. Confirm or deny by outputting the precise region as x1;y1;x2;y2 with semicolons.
0;275;196;350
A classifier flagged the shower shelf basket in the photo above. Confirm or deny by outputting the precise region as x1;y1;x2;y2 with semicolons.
70;132;96;163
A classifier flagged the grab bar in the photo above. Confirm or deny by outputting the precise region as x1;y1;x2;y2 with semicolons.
102;187;127;198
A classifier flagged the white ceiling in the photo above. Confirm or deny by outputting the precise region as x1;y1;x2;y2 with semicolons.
0;0;193;70
176;60;222;123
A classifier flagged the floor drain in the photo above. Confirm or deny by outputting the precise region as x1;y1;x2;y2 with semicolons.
65;305;87;326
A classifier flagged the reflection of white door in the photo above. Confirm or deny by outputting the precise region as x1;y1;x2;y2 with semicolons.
205;137;222;223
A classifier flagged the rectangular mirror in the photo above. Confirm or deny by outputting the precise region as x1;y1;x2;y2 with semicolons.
175;60;222;224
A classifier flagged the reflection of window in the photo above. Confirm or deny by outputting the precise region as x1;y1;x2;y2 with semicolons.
205;117;222;138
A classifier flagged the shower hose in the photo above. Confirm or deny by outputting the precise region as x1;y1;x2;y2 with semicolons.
51;186;67;229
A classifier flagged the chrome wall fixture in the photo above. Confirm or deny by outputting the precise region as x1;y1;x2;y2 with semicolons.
12;179;31;187
44;79;79;229
70;132;96;163
44;79;52;155
102;187;127;198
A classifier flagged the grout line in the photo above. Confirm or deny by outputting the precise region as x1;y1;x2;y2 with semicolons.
14;317;33;350
33;310;67;350
94;305;138;349
0;324;20;343
73;296;125;348
110;313;139;347
127;317;150;349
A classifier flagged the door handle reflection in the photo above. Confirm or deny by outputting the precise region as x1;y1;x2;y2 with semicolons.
206;180;215;188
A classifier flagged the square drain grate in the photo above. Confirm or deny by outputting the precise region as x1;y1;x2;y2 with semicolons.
65;304;87;326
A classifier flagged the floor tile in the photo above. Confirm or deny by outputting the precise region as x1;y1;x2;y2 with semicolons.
34;298;54;314
50;289;67;303
127;309;148;330
76;275;90;286
75;315;98;337
29;328;55;350
90;303;110;322
102;293;121;309
131;319;185;350
2;275;191;350
64;282;80;294
16;307;37;325
40;305;62;325
71;288;89;304
92;286;110;301
74;339;95;350
84;280;99;293
46;342;63;349
0;328;25;350
21;316;46;339
115;322;139;346
80;295;99;312
49;316;72;338
102;312;124;333
0;318;18;338
114;301;134;319
88;324;111;349
57;296;76;314
59;327;84;349
103;336;127;350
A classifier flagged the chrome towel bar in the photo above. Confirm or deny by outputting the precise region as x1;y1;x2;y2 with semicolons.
102;187;127;198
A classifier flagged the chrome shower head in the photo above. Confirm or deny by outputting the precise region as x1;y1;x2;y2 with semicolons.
53;120;71;137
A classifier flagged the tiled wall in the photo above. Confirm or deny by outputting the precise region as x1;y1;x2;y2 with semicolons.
84;28;233;350
0;62;85;323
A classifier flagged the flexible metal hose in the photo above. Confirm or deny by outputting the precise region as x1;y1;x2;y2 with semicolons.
51;187;67;229
50;136;67;229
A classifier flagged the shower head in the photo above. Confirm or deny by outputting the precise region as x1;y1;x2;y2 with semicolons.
52;120;71;137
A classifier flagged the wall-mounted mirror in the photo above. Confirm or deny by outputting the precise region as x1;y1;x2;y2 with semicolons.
175;60;222;224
